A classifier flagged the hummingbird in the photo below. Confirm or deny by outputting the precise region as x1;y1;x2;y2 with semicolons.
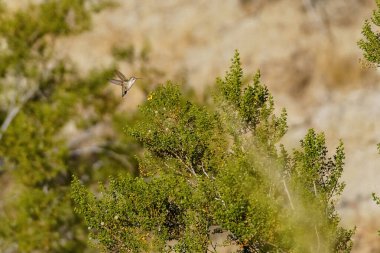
109;70;142;97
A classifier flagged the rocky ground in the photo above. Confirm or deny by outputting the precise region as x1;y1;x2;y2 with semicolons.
5;0;380;251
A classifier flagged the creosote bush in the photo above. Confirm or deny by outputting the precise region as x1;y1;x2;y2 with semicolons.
72;50;353;252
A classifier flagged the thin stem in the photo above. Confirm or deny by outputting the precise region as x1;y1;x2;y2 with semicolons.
171;151;197;177
313;180;318;197
282;179;295;210
0;88;36;141
201;161;210;178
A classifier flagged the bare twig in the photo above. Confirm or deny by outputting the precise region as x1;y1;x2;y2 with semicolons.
184;154;197;176
282;179;295;210
0;88;37;141
313;181;318;197
163;160;196;186
201;161;210;178
171;151;197;177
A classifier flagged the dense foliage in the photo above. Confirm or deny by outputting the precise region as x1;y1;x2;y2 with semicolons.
0;1;137;252
72;51;353;252
358;0;380;66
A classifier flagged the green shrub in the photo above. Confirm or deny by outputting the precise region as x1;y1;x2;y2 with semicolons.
72;51;353;252
358;0;380;66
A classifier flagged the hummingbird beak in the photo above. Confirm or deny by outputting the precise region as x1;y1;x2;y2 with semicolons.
135;77;142;79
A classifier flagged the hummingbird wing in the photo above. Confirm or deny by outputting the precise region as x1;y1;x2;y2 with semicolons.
115;70;127;81
109;79;123;86
122;84;128;97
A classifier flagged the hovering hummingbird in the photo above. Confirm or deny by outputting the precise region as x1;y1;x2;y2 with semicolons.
109;70;142;97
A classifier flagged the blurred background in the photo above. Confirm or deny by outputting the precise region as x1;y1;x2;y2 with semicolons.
1;0;380;252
